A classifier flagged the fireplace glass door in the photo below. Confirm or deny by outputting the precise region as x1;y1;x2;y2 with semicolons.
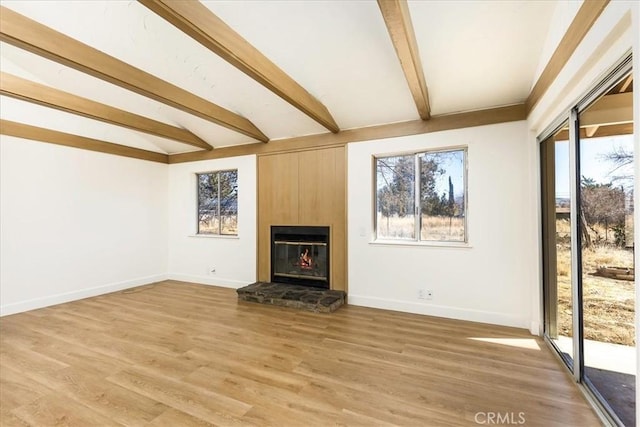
273;241;328;285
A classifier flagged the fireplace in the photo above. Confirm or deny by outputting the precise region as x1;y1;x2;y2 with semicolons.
271;226;330;289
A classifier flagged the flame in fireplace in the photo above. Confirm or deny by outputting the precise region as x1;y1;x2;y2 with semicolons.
299;248;313;269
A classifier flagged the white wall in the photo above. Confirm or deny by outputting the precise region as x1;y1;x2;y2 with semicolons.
1;140;257;315
347;121;535;329
167;155;256;288
0;136;168;315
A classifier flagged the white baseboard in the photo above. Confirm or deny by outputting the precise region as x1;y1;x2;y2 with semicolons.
347;295;528;329
167;273;252;289
529;320;541;336
0;274;168;317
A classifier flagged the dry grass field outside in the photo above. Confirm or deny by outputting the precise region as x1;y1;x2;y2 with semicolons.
555;219;635;346
376;214;465;241
421;216;465;241
198;215;238;235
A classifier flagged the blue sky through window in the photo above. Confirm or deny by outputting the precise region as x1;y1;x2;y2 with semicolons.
554;134;634;199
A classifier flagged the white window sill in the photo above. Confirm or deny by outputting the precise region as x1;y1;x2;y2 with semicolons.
370;239;472;249
189;234;240;240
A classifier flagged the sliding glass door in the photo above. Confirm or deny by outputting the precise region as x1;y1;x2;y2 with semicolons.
541;124;574;367
541;58;635;426
578;78;635;426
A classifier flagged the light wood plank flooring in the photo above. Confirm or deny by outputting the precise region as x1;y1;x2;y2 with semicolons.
1;280;600;426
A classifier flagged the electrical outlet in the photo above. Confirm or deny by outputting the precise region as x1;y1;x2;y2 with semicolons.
426;289;433;300
418;289;426;299
209;266;216;275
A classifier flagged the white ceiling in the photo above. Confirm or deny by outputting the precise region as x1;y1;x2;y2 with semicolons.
411;0;555;115
0;0;557;154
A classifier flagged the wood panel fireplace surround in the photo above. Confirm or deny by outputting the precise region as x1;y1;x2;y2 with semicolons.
236;224;343;312
271;225;330;289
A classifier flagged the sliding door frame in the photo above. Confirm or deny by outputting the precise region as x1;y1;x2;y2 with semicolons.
568;105;584;382
539;52;632;426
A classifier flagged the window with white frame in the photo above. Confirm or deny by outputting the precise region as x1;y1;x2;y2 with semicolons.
375;148;467;242
197;170;238;235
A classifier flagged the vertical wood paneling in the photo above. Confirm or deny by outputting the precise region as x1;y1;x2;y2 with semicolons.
332;147;347;293
298;149;334;224
257;152;299;282
257;147;347;291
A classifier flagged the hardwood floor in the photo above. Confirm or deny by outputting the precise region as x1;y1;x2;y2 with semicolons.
0;280;600;426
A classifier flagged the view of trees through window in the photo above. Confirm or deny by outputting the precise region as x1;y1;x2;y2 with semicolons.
376;149;466;242
197;170;238;235
553;134;635;346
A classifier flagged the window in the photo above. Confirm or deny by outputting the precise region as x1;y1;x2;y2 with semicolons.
375;148;467;242
197;170;238;235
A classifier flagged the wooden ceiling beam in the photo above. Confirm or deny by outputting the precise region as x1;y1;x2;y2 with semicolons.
377;0;430;120
169;104;525;163
579;91;632;126
0;6;268;142
585;125;599;137
140;0;339;134
0;72;213;151
554;122;633;141
619;74;633;92
526;0;610;114
0;120;169;163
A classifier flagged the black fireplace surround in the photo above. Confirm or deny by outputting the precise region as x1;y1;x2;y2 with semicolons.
271;226;330;289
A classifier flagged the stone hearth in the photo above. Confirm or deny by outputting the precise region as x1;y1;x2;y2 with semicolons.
237;282;345;313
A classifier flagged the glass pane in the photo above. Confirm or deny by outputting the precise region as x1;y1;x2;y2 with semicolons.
542;126;574;365
419;150;465;241
376;155;415;239
219;170;238;235
273;242;328;281
579;75;635;426
198;172;219;234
